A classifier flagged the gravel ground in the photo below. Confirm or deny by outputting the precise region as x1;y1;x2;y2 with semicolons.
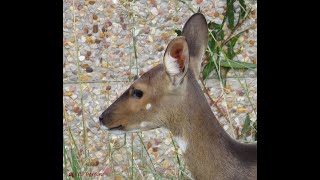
63;0;257;179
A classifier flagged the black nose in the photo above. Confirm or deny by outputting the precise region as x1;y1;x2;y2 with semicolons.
99;114;105;125
99;110;108;125
99;115;104;122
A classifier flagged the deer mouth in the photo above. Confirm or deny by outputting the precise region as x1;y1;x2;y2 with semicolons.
108;125;124;131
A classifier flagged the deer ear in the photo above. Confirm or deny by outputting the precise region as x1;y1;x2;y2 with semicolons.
163;37;189;86
182;13;208;79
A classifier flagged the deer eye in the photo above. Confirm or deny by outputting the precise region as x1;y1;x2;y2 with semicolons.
132;89;143;98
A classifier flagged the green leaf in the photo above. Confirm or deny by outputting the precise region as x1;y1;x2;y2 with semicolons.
242;113;251;135
217;30;224;41
220;60;256;69
175;29;182;36
239;0;247;19
226;35;239;60
208;37;215;51
208;31;216;54
214;49;226;85
230;35;239;48
210;29;224;42
208;21;222;30
227;50;236;60
227;0;235;30
203;57;216;80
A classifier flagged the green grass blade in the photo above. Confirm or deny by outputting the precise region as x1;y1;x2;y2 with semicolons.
203;58;216;80
220;60;256;69
227;0;235;30
239;0;247;19
70;147;81;180
241;113;251;137
226;35;240;60
208;21;222;30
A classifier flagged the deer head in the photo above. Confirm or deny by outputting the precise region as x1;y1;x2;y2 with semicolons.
99;13;208;134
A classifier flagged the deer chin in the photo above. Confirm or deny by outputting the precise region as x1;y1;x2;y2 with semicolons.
101;123;161;135
100;124;143;134
108;129;142;135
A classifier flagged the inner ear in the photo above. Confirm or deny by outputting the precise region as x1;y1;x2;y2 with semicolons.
170;43;185;72
163;37;190;86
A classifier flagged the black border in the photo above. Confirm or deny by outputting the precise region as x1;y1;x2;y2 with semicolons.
258;1;316;179
4;0;63;178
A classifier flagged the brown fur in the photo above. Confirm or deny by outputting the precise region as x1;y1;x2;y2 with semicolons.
99;13;257;179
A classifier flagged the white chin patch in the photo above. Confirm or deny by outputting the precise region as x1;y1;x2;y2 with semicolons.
173;136;188;153
108;129;126;135
145;103;152;110
108;129;141;135
100;125;109;131
140;121;152;128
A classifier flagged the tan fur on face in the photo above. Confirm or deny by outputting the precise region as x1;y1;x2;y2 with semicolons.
100;65;169;132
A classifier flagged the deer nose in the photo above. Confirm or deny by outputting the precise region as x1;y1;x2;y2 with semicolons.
99;110;108;125
99;115;104;122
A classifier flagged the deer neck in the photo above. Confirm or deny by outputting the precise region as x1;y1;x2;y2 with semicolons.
163;71;242;179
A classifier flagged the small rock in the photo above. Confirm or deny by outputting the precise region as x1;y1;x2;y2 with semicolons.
82;93;88;100
85;51;91;60
97;5;103;11
150;27;155;34
86;66;93;73
121;24;127;30
81;64;89;69
103;167;111;175
106;85;111;91
89;1;95;5
73;106;80;113
93;14;98;20
71;94;77;99
77;5;83;10
81;36;86;43
106;20;112;27
217;1;225;8
223;125;229;131
65;91;73;96
237;107;247;113
114;154;123;161
196;0;203;4
150;7;158;16
95;151;103;158
79;56;85;61
90;158;99;166
93;25;99;33
70;85;77;92
83;27;89;34
144;27;150;34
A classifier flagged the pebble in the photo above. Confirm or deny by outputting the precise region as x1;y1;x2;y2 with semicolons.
79;56;85;61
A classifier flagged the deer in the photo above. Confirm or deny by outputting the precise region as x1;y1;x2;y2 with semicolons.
99;13;257;180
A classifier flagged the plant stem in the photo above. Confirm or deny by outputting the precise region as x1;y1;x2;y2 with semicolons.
221;7;252;47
